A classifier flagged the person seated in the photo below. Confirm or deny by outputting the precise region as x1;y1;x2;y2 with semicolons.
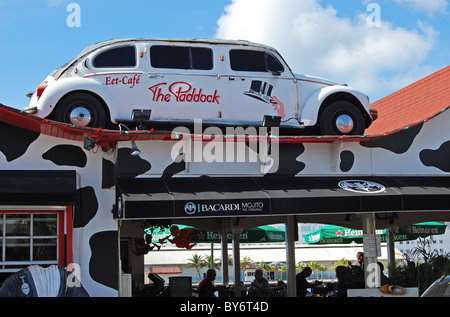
296;267;321;297
248;269;270;297
196;268;219;297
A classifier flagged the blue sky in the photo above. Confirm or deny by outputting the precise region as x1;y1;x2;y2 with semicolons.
0;0;448;109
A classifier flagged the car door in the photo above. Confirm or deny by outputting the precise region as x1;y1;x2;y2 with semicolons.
222;48;298;127
87;43;147;122
145;43;222;123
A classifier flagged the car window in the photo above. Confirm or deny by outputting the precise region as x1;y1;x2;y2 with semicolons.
93;46;137;68
266;53;284;73
150;45;213;70
230;49;284;73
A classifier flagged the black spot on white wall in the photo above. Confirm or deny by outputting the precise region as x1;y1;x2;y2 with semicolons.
116;148;151;178
361;123;422;154
267;143;306;175
0;121;39;161
340;150;354;172
42;145;87;167
89;231;118;290
102;158;116;188
73;186;98;228
420;141;450;172
163;152;186;177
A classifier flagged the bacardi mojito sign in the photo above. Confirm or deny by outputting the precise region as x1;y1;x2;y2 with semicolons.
182;200;267;216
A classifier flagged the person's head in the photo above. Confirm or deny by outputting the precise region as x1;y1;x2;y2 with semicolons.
206;268;216;281
255;269;264;280
335;265;351;281
299;267;312;278
356;252;364;264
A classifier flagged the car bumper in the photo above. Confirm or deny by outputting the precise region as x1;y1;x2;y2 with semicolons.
22;106;38;115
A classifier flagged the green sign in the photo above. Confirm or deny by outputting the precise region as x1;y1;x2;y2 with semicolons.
303;222;446;245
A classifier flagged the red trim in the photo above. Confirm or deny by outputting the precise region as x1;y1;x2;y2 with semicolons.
57;210;65;267
3;103;447;148
65;206;73;266
0;207;73;268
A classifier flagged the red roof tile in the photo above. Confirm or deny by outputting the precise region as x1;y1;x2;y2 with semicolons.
366;65;450;135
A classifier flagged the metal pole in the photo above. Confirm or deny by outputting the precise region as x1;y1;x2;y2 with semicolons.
362;213;379;288
232;218;241;297
387;225;396;271
221;220;229;285
285;215;297;297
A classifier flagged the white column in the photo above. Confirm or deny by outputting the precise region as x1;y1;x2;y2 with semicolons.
232;218;242;297
285;215;297;297
221;220;229;285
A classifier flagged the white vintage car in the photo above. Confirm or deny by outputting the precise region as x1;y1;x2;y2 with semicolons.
23;39;377;135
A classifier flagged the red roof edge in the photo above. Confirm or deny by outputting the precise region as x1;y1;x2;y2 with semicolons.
366;65;450;135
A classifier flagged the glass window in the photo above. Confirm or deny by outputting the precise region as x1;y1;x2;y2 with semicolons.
150;45;213;70
230;50;266;72
93;46;136;68
33;238;57;261
191;47;213;70
0;213;59;271
33;214;57;236
151;46;190;69
5;214;30;236
267;53;284;73
230;49;284;73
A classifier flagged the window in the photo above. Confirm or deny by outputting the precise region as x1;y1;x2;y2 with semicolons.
93;46;136;68
0;213;58;271
230;49;284;73
150;45;213;70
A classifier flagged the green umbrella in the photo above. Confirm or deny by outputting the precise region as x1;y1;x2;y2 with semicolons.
303;222;447;245
146;224;286;244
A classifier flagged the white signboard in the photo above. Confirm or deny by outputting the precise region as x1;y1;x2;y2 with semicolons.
363;234;381;257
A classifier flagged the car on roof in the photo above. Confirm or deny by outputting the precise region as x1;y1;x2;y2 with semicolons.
23;38;377;135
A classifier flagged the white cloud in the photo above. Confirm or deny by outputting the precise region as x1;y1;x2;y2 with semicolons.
393;0;447;14
46;0;66;7
215;0;438;100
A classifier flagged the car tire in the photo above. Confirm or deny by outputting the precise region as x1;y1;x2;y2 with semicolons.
319;101;366;135
55;93;107;128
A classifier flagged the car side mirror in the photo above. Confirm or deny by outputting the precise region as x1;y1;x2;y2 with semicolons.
271;71;281;76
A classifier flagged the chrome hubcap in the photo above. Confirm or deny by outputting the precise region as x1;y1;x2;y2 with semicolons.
69;107;91;127
335;114;354;134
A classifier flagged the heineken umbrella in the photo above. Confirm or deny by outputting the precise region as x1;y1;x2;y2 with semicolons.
146;224;286;245
303;222;446;245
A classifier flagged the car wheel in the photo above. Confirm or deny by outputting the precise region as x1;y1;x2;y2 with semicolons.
320;101;366;135
55;93;107;128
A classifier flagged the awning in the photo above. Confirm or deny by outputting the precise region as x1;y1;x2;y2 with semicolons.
0;170;77;205
115;176;450;220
